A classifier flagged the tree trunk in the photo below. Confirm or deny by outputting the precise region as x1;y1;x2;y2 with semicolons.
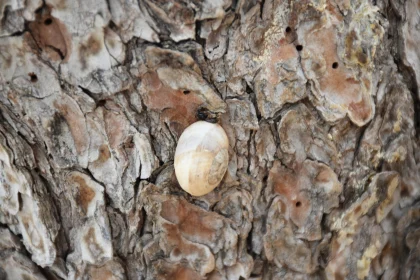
0;0;419;279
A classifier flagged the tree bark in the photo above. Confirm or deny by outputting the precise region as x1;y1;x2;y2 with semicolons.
0;0;419;279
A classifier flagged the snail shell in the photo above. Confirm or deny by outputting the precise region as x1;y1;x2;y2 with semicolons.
174;121;229;196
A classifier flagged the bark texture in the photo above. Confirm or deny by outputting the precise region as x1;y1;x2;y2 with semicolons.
0;0;420;279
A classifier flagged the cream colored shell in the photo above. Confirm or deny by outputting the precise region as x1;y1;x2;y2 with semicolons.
174;121;229;196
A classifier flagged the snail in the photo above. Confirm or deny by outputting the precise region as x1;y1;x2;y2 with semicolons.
174;121;229;196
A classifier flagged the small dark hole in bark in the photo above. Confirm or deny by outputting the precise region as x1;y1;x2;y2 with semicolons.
183;90;190;95
28;73;38;83
332;62;339;69
296;201;302;207
17;193;23;211
44;18;53;25
296;45;303;51
97;100;106;107
285;26;291;33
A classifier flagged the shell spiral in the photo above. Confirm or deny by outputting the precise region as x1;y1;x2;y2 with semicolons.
174;121;229;196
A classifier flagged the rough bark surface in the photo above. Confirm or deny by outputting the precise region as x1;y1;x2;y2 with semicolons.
0;0;419;279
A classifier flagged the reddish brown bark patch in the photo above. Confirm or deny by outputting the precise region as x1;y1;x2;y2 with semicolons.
79;34;103;69
53;100;88;156
155;261;203;280
95;144;111;164
142;71;204;136
28;6;72;62
160;199;215;241
88;265;115;280
73;176;96;214
270;166;312;228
